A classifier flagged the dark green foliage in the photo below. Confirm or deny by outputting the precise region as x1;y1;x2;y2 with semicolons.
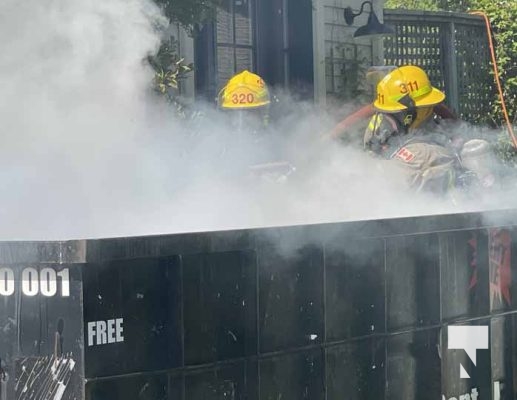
153;0;224;33
492;131;517;167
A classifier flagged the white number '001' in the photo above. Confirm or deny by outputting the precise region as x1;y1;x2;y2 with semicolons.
0;267;70;297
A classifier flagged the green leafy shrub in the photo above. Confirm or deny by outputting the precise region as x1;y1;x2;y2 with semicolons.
147;36;193;117
492;130;517;167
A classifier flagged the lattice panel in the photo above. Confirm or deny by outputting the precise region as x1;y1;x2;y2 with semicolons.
383;12;495;124
384;23;446;92
454;23;493;122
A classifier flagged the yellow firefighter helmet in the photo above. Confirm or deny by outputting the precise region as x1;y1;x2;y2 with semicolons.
373;65;445;112
218;70;270;110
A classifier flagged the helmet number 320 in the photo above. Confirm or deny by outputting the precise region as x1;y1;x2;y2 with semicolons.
232;93;255;104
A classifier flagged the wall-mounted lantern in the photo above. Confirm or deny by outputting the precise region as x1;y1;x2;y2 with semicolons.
344;1;395;38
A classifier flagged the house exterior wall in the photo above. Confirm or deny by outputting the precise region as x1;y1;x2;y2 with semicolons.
177;0;386;104
315;0;386;106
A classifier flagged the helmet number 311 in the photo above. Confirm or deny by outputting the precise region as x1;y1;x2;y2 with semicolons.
376;80;420;105
400;81;419;94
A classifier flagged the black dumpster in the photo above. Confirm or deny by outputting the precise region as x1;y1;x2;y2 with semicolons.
2;209;517;400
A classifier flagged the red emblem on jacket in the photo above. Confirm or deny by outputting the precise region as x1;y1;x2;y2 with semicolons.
395;147;415;162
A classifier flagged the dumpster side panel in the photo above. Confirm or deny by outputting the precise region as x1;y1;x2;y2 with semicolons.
0;263;83;400
82;257;182;379
81;212;517;400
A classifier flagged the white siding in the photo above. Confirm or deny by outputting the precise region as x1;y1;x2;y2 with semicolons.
313;0;386;105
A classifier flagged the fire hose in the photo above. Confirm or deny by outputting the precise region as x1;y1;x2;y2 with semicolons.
470;10;517;148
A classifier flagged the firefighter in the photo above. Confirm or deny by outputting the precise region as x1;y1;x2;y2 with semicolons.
363;65;459;193
217;70;271;136
326;65;457;141
216;70;295;182
363;65;494;195
364;65;453;149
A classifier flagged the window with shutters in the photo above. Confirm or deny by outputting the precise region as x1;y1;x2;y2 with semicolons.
215;0;256;91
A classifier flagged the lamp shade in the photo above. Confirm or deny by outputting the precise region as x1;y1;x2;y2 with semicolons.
354;10;395;38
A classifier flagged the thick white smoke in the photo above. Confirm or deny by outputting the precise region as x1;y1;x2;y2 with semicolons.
0;0;511;240
0;0;168;239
